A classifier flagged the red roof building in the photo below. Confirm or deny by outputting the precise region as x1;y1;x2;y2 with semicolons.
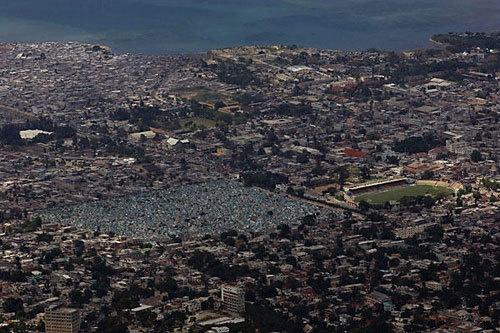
344;147;367;158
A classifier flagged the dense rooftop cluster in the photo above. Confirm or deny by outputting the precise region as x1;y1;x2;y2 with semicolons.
38;180;329;238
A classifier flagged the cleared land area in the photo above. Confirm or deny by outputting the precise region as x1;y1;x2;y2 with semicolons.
174;86;221;103
355;185;453;204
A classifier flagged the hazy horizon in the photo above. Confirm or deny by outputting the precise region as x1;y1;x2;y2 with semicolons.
1;0;499;53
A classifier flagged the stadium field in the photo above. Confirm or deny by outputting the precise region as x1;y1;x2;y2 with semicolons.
355;185;453;204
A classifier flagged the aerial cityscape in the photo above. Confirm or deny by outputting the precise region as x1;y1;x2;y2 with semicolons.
0;2;499;333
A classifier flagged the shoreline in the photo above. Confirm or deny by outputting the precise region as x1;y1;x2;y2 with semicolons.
429;36;448;48
0;38;441;57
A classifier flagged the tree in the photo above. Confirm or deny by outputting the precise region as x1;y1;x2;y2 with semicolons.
69;289;90;307
21;216;42;232
386;155;399;165
3;297;23;314
40;247;63;264
426;224;444;242
471;149;482;162
335;165;350;185
156;277;178;295
155;311;187;331
0;124;22;146
359;200;371;212
241;171;288;190
246;302;301;333
278;224;291;239
216;60;258;87
36;233;53;243
111;290;139;310
393;134;443;154
137;310;156;327
93;276;111;297
74;240;85;257
296;151;310;164
473;191;482;204
359;165;371;180
421;170;434;180
422;195;436;208
96;315;129;333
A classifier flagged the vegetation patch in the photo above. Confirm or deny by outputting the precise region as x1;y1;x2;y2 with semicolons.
392;133;444;154
179;117;218;131
432;32;500;52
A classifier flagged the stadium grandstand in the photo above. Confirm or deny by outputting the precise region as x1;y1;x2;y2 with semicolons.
345;178;411;196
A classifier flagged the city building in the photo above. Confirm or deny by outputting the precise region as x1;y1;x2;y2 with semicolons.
221;285;245;315
44;308;81;333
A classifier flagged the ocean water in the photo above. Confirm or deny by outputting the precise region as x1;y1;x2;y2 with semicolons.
0;0;499;54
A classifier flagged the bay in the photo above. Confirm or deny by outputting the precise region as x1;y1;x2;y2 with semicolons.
0;0;499;53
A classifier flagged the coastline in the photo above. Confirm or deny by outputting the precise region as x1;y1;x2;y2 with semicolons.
429;36;448;48
0;37;445;57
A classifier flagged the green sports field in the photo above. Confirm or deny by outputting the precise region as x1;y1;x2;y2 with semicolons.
355;185;453;204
